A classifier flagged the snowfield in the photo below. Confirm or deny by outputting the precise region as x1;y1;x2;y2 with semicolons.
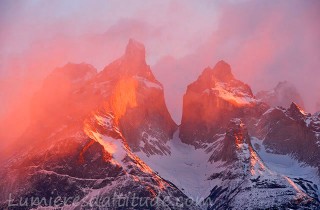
137;129;223;199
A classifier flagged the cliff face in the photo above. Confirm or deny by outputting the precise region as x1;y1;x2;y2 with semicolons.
96;39;177;154
256;103;320;172
216;119;251;162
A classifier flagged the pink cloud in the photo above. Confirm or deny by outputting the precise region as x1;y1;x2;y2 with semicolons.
154;0;320;122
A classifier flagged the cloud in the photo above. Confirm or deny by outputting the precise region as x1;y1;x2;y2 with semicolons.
153;0;320;122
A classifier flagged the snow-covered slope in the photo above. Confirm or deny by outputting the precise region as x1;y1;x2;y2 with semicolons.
205;119;318;209
136;119;320;209
137;129;220;200
252;137;320;198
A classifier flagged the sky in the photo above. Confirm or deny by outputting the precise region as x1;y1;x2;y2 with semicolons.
0;0;320;147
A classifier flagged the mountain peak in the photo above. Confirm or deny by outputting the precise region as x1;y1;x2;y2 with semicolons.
288;102;305;113
197;60;234;84
99;39;156;81
212;60;234;82
286;102;307;120
125;39;146;62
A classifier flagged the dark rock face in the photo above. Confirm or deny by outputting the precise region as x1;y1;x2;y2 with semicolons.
256;103;320;172
256;81;305;109
180;60;267;147
214;119;251;162
118;84;177;154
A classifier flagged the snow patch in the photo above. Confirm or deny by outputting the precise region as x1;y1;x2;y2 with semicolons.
203;82;256;105
251;137;320;191
136;130;224;199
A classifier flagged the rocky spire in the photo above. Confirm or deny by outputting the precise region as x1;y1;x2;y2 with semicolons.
195;60;235;90
286;102;307;121
124;38;146;64
218;119;251;162
211;60;234;82
100;39;155;81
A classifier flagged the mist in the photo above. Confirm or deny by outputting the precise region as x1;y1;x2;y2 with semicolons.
1;0;320;150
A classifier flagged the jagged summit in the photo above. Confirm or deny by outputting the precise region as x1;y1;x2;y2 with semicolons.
100;39;155;82
196;60;234;86
189;60;251;97
217;119;252;162
211;60;234;82
288;102;305;112
286;102;307;121
125;38;146;60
